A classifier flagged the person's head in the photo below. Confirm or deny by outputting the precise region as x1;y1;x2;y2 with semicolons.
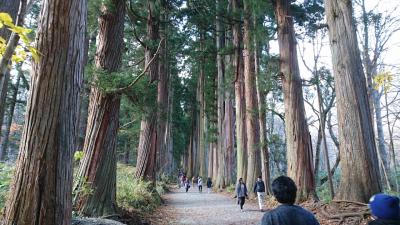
271;176;297;204
258;176;262;181
238;178;243;184
369;194;400;220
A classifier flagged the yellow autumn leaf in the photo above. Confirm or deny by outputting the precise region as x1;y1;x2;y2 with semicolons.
0;13;13;25
374;71;393;93
12;54;25;63
19;34;31;44
28;46;40;62
0;37;5;44
8;26;32;35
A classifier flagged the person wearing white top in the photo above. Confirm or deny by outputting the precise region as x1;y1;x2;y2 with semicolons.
198;176;203;192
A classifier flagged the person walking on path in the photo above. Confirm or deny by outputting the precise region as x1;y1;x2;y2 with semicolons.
206;177;212;193
234;178;248;212
368;193;400;225
198;176;203;192
254;176;266;212
181;174;186;188
261;176;320;225
185;179;191;193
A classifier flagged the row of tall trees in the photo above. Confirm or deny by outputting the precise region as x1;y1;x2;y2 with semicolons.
0;0;399;224
179;0;392;203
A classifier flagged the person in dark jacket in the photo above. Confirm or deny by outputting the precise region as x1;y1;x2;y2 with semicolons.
206;177;212;193
184;179;191;193
261;176;320;225
254;176;266;211
234;178;248;212
368;194;400;225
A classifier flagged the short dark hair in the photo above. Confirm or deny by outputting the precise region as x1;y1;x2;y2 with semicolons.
258;176;262;179
272;176;297;204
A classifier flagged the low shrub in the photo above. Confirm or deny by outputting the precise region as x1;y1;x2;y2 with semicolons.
0;163;14;209
116;164;161;213
226;184;236;193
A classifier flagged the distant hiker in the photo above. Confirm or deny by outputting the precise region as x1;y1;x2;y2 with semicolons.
181;174;187;188
207;177;212;193
254;175;266;211
234;178;248;212
198;176;203;192
185;179;191;193
261;176;320;225
368;194;400;225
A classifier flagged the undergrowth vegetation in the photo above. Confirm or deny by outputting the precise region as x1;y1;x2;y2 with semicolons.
0;163;168;214
116;163;167;213
226;184;236;193
0;163;13;209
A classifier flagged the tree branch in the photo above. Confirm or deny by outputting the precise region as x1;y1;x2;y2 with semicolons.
109;38;165;94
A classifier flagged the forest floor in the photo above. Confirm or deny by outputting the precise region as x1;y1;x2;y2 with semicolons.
147;186;373;225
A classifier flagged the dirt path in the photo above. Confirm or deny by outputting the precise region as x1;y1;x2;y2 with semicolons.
150;187;264;225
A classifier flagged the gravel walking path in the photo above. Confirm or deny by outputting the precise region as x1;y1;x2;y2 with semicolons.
150;187;265;225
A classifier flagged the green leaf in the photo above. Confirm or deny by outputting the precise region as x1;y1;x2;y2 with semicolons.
74;151;84;161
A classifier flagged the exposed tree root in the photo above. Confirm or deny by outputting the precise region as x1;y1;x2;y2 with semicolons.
314;201;371;225
332;200;368;206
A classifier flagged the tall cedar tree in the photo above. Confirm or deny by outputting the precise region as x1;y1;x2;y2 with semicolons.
2;0;87;224
216;0;226;188
325;0;382;202
135;0;160;181
273;0;317;202
243;0;261;194
73;0;125;216
233;0;248;183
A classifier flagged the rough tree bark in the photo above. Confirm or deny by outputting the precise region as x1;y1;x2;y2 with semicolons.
224;1;235;186
215;0;226;188
233;0;247;182
385;91;399;192
360;0;391;189
135;0;160;182
316;79;334;198
254;35;271;195
243;0;261;193
2;0;87;224
156;5;169;176
208;142;214;178
273;0;317;202
73;0;124;217
325;0;382;202
224;97;235;185
197;30;206;178
135;114;157;180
